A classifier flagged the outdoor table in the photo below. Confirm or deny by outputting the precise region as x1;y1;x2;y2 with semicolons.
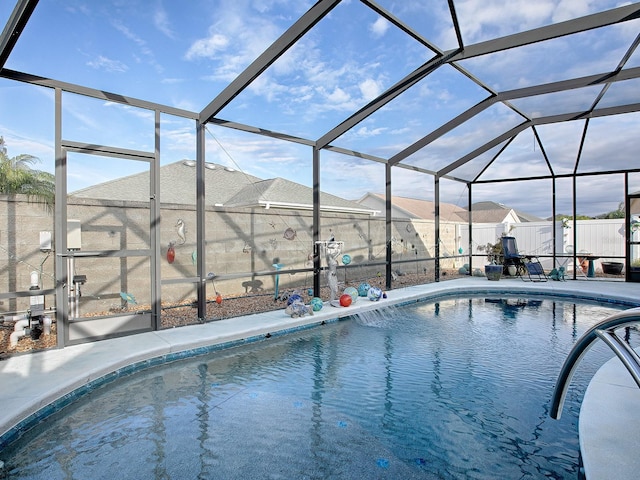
578;254;599;277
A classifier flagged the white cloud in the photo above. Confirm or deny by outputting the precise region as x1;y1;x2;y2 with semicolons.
456;1;553;43
185;33;230;60
0;128;54;166
552;0;595;22
359;78;382;101
153;5;175;38
454;0;622;45
112;21;146;48
112;20;163;74
370;17;390;38
86;55;128;73
325;87;351;104
355;126;386;137
103;102;155;121
184;4;282;80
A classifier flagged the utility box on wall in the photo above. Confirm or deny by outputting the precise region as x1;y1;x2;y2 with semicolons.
39;231;52;251
67;219;82;250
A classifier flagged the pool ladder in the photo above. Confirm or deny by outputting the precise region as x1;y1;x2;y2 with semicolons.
550;307;640;419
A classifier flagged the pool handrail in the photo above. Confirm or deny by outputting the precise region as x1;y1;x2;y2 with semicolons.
550;307;640;420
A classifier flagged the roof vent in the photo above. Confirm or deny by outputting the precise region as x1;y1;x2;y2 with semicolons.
182;160;196;167
205;163;217;170
224;166;235;172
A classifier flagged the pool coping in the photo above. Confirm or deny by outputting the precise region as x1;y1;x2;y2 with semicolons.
1;277;638;479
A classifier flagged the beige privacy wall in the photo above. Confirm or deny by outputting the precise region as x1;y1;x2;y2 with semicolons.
1;194;459;316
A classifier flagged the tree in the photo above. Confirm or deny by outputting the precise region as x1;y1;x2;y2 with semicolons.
596;201;625;219
0;136;54;209
553;214;593;221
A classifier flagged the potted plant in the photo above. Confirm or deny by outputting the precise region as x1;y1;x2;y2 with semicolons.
630;259;640;282
478;237;504;281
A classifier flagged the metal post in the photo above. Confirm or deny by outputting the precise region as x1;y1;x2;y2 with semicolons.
196;121;206;320
385;163;392;289
434;175;440;281
151;110;161;330
312;146;321;296
468;182;473;274
54;87;68;348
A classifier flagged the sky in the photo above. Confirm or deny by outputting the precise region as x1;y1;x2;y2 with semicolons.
1;0;640;219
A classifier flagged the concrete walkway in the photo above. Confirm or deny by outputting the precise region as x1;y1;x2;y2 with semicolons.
1;277;639;478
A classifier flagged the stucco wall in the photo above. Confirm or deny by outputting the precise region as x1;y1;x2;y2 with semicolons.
0;195;56;315
1;195;458;317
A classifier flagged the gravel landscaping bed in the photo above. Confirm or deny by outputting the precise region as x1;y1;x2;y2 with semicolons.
2;268;621;358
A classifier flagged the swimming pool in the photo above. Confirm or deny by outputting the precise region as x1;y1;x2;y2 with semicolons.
2;295;637;479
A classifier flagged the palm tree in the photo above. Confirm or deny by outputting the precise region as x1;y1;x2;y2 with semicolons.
0;136;54;209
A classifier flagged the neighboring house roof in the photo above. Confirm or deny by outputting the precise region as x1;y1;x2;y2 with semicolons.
226;177;376;214
356;193;419;219
456;208;519;224
71;160;376;215
470;201;543;223
356;193;467;221
71;160;261;205
355;195;542;223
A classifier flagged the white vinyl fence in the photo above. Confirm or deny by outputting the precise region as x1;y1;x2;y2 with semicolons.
460;219;626;272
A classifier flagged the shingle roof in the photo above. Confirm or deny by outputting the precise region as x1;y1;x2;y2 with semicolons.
71;161;261;205
455;209;513;223
356;194;543;223
357;194;467;221
384;195;468;222
71;160;375;214
225;177;373;212
467;201;543;222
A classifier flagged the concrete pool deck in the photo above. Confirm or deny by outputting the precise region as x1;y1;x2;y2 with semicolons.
1;276;639;478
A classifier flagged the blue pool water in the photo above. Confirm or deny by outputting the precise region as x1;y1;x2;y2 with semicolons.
2;296;638;479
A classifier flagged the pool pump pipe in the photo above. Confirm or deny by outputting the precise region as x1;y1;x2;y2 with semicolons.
8;315;53;347
8;270;53;347
9;318;30;347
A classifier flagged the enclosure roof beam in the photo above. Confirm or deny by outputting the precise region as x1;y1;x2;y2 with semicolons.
322;145;387;164
388;96;497;167
0;0;39;70
319;3;638;155
439;100;640;178
447;0;465;50
360;0;441;54
207;118;392;165
0;68;199;119
439;122;530;177
530;102;640;125
473;166;640;185
500;66;640;101
363;1;497;100
388;65;640;167
208;118;316;147
316;50;457;150
452;3;640;61
199;0;341;125
61;141;155;162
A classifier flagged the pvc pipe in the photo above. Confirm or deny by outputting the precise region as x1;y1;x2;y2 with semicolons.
9;330;27;347
9;319;30;347
13;318;29;332
2;313;28;324
42;316;52;335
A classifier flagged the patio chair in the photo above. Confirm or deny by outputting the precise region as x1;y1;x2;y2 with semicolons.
523;259;548;282
501;236;527;276
501;236;548;282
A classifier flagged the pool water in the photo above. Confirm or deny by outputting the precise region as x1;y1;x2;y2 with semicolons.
3;296;638;479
